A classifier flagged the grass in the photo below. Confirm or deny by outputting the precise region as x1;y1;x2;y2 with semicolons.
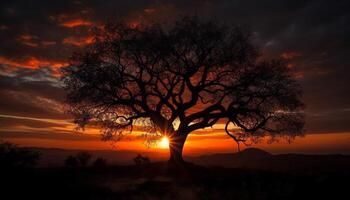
1;162;349;200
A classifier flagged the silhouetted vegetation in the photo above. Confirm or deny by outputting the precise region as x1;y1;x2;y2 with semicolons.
64;155;79;167
62;16;304;164
134;154;151;165
1;144;350;199
93;157;108;168
64;152;92;167
1;159;349;200
0;141;40;168
76;152;92;166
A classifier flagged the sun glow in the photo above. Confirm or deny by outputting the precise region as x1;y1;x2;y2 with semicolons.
158;136;169;149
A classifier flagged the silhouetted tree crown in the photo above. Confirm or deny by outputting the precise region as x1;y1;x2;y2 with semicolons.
93;157;108;167
64;155;79;168
62;17;304;163
64;152;93;167
76;152;92;166
0;141;40;168
134;154;151;165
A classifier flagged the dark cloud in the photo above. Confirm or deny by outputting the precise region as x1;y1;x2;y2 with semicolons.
0;0;349;134
0;130;100;141
0;66;68;119
0;115;67;129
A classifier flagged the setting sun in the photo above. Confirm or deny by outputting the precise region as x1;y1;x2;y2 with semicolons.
158;137;170;149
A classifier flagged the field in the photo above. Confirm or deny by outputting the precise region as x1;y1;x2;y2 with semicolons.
1;148;349;200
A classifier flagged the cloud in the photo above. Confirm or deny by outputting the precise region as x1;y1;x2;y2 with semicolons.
60;19;93;28
0;130;100;141
0;66;68;119
0;114;69;129
41;41;57;46
62;36;94;46
144;8;156;14
281;52;302;59
0;56;67;69
16;34;40;47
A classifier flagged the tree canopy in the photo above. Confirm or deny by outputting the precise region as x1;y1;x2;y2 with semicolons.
61;17;304;163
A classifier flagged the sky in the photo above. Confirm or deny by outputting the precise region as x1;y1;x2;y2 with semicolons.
0;0;349;155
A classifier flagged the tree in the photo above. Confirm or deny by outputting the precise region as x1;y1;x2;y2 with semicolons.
61;17;304;164
93;157;108;168
0;141;40;168
64;152;92;167
76;152;92;167
64;155;79;168
134;154;151;165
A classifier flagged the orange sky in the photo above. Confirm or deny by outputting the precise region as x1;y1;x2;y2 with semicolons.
4;132;350;156
3;119;350;156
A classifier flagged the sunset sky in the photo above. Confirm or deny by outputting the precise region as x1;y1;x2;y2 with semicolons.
0;0;349;155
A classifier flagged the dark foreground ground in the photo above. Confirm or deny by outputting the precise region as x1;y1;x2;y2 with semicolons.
1;161;349;200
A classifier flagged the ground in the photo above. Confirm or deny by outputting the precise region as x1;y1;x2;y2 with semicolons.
1;161;349;200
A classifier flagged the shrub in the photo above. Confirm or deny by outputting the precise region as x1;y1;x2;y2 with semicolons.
93;157;107;167
134;154;151;165
64;155;79;167
64;152;93;167
0;141;40;168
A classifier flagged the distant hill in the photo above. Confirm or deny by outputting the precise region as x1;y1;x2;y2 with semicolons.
24;147;350;171
24;147;167;167
188;148;350;171
187;148;273;167
238;148;272;158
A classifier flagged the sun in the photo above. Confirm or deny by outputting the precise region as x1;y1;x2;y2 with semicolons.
158;136;169;149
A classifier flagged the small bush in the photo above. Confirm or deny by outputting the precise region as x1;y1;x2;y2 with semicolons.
0;141;40;168
93;157;107;168
64;152;92;167
76;152;92;167
64;155;79;167
134;154;151;165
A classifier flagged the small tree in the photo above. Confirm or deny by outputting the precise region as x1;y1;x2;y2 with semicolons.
0;141;40;168
134;154;151;165
62;17;304;164
76;152;92;167
64;155;79;168
65;152;92;167
93;157;107;167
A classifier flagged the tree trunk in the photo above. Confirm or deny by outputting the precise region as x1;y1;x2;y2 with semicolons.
168;134;187;165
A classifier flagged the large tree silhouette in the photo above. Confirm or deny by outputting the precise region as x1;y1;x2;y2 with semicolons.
62;17;304;164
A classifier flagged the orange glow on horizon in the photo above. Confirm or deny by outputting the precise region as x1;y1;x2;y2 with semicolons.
2;132;350;156
1;115;349;156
